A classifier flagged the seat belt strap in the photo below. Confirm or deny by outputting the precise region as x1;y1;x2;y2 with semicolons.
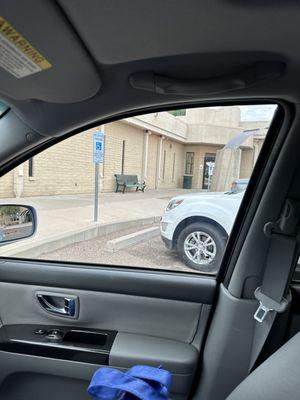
249;199;300;372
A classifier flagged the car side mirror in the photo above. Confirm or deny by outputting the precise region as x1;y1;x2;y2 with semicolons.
0;205;36;245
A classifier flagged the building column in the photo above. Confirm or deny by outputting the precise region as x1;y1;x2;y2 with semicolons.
13;163;24;198
156;135;165;190
143;130;151;181
210;148;241;192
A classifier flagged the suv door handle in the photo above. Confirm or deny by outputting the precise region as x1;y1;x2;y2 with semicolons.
36;292;79;318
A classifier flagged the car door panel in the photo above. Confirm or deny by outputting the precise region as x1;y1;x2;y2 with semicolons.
0;351;189;400
0;370;91;400
0;282;205;342
0;260;215;399
0;260;215;303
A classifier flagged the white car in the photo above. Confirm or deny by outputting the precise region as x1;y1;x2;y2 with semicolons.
160;191;244;272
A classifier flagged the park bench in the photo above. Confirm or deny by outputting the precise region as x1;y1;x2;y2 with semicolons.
114;174;146;193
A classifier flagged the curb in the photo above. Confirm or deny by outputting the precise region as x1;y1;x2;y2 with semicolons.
106;226;160;252
0;216;161;258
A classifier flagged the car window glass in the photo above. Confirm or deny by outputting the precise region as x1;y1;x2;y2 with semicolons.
0;104;277;274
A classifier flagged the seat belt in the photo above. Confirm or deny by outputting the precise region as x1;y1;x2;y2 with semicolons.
249;198;300;371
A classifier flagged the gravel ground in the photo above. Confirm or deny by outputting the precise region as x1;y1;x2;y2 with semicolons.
38;224;197;273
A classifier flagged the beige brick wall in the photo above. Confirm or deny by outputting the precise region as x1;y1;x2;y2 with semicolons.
103;121;144;192
0;114;263;198
103;122;185;191
159;139;185;189
146;134;159;189
0;170;14;198
0;120;190;198
22;130;95;197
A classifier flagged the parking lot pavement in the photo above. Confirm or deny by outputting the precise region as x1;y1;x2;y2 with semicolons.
38;225;196;273
0;188;199;246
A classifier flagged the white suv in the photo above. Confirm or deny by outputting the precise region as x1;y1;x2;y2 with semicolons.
160;191;244;272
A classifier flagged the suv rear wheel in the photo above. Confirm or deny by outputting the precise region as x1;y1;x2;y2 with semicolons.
176;222;227;272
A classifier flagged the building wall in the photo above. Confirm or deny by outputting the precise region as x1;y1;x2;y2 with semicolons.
239;120;270;130
187;124;248;146
158;139;185;189
23;130;95;197
146;134;159;189
0;110;270;198
103;121;144;192
0;120;190;198
104;122;186;192
127;112;187;142
183;144;221;189
0;170;14;198
180;106;241;126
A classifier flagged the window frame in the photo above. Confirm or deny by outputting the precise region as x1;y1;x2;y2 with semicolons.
28;158;34;178
0;100;286;281
185;151;194;175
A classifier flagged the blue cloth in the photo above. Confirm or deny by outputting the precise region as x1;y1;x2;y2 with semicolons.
88;365;172;400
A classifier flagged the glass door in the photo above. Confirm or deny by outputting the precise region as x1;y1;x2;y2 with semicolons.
202;153;216;190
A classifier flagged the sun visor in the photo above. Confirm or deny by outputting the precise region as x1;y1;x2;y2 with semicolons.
0;0;101;103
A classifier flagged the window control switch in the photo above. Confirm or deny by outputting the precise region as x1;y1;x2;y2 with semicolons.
34;329;46;335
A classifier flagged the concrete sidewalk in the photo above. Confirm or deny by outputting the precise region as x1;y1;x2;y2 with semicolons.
0;189;199;257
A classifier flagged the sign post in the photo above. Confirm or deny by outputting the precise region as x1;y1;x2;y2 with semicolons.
93;131;104;222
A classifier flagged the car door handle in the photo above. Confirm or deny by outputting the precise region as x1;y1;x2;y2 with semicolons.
36;292;79;318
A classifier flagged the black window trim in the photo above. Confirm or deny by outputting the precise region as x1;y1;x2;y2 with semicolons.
28;157;34;178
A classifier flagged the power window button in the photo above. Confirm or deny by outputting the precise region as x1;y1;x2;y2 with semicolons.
34;329;46;335
46;329;64;342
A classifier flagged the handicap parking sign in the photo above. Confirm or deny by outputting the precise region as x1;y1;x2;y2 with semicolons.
93;132;104;163
95;141;102;151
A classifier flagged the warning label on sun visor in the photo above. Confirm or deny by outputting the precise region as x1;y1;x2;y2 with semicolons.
0;16;52;78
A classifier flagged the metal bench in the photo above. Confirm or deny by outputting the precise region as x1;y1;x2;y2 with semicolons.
114;174;146;193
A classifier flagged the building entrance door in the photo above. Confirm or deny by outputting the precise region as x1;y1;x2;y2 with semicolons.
202;153;216;190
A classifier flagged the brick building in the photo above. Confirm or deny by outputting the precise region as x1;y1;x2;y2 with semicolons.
0;107;269;198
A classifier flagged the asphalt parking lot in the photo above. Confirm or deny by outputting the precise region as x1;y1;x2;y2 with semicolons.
38;224;196;273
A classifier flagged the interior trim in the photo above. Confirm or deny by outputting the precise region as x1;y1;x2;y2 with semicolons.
0;260;216;303
0;324;116;365
130;63;285;96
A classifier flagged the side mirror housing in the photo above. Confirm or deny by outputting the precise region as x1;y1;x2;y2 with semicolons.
0;205;36;245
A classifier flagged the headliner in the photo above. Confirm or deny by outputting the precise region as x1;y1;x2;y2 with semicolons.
0;0;299;137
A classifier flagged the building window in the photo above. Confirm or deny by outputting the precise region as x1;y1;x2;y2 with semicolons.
172;152;176;181
121;140;126;174
162;150;167;180
28;158;34;177
185;152;194;175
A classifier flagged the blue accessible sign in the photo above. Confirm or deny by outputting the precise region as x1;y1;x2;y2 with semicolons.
93;131;105;163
